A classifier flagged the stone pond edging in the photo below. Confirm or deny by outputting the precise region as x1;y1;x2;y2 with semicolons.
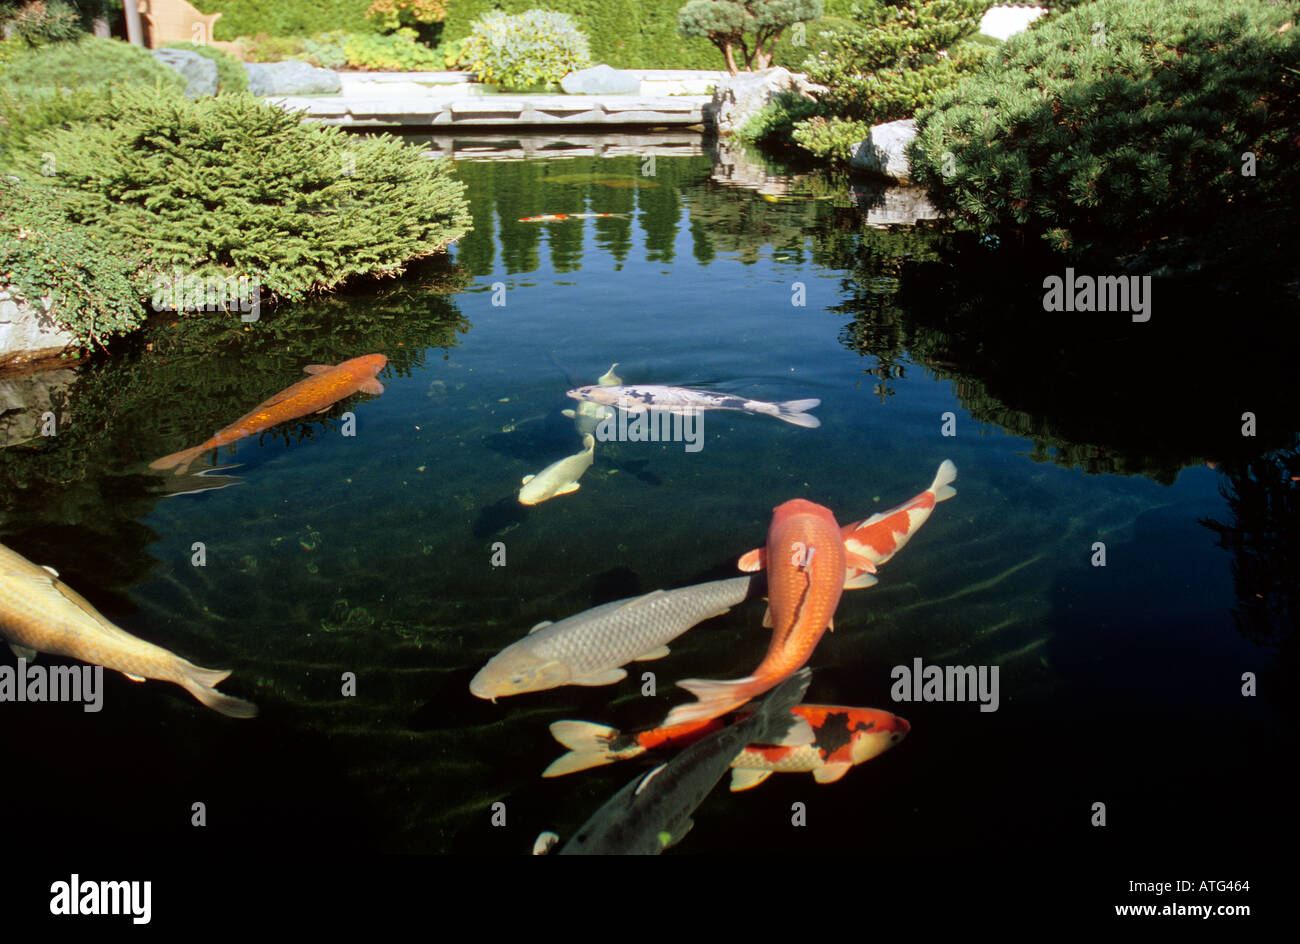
0;285;78;373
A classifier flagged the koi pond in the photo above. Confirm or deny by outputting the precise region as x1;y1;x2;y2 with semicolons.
1;145;1295;857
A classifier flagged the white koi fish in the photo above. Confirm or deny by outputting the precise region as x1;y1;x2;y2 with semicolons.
518;434;595;505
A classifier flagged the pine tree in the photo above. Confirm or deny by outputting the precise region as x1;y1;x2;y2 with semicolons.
678;0;824;74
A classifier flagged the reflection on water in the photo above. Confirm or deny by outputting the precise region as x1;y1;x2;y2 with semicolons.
0;146;1295;855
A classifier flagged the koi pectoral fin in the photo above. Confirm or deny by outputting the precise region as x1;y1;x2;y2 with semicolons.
843;550;877;574
729;770;773;792
843;571;879;590
572;668;627;686
813;762;852;784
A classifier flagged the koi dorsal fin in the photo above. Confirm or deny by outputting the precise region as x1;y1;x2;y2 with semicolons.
302;364;335;375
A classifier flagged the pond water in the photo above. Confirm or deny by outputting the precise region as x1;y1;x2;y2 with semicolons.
1;147;1295;856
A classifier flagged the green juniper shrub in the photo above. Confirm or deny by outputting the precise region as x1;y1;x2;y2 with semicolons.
910;0;1300;257
12;86;472;302
0;33;184;92
460;9;592;89
0;177;152;347
0;36;184;163
163;41;251;93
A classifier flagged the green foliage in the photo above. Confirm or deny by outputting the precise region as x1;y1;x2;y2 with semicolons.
790;114;870;160
163;41;251;93
0;0;81;45
735;91;820;144
441;0;721;69
770;13;855;69
341;27;442;69
439;36;467;69
800;0;991;121
0;177;150;347
0;36;183;162
461;9;592;90
12;86;471;301
0;34;183;93
194;1;385;42
300;33;349;69
237;33;313;63
284;27;441;70
678;0;823;73
911;0;1300;257
364;0;447;34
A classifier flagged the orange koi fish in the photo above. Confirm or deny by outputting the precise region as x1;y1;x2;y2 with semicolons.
149;354;387;474
737;460;957;590
518;213;626;223
544;703;909;789
663;499;849;726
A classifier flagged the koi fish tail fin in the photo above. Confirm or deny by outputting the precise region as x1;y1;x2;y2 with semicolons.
663;676;762;727
775;399;821;428
177;660;259;719
931;459;958;502
148;445;207;475
750;668;814;745
542;720;637;777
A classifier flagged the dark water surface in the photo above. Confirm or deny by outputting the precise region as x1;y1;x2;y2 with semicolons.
1;150;1295;857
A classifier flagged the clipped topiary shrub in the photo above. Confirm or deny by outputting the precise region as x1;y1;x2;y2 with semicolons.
12;86;472;301
461;9;592;89
163;41;252;93
0;177;151;347
677;0;824;75
911;0;1300;256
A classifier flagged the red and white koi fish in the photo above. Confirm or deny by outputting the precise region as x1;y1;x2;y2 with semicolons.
662;499;847;726
518;213;627;223
544;703;909;790
737;460;957;590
